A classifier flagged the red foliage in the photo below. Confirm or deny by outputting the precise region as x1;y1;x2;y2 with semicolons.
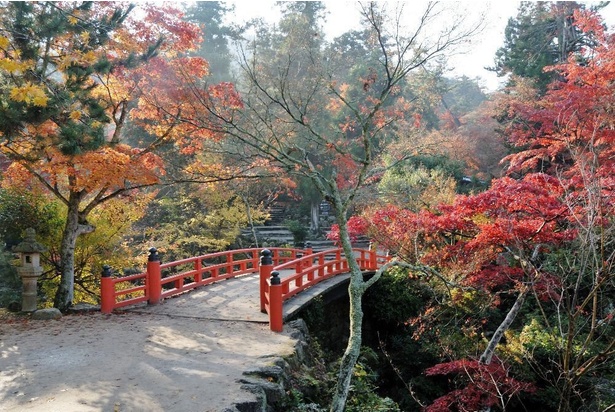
327;215;368;244
501;10;615;220
424;357;535;412
364;173;572;293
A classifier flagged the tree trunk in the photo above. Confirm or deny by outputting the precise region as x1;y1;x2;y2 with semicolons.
53;193;93;311
330;279;364;412
480;287;529;365
242;195;259;248
330;212;367;412
310;199;320;232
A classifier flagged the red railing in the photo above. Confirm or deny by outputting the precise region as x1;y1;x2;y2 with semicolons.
100;246;306;314
101;245;389;333
260;248;390;331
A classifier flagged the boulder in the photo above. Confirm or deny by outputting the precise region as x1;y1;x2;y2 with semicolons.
31;308;62;320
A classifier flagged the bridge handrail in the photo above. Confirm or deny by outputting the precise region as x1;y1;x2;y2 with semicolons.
272;248;385;301
101;245;390;333
101;246;310;313
262;247;390;331
102;270;148;311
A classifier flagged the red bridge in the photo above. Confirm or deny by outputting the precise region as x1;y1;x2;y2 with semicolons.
100;245;388;331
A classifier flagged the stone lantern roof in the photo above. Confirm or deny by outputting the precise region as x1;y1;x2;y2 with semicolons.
13;228;47;254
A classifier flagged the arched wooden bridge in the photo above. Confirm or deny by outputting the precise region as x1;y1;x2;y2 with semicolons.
100;245;389;331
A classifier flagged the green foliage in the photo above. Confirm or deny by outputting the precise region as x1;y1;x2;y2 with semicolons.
0;187;60;249
285;219;309;246
136;184;268;261
376;153;471;211
345;348;401;411
364;266;429;328
491;2;601;93
0;251;20;308
185;1;238;82
378;163;458;211
0;1;133;154
281;328;333;411
283;341;402;411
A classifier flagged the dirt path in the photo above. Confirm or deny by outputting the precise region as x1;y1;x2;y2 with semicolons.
0;310;297;412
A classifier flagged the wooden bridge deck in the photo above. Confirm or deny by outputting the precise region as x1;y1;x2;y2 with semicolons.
127;269;352;324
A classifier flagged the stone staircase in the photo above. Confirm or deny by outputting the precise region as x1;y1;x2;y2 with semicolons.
239;225;369;252
240;200;370;251
265;205;286;226
240;225;294;247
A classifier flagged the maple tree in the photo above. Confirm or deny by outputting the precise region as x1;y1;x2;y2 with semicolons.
0;2;238;310
183;2;483;410
349;8;615;411
494;10;615;411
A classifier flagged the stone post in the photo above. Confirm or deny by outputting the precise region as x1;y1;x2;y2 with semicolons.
13;228;47;312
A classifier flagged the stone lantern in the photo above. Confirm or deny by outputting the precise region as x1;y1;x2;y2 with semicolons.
13;228;47;312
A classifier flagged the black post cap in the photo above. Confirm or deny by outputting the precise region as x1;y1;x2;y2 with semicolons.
260;249;272;265
102;265;112;278
148;247;160;262
270;270;281;285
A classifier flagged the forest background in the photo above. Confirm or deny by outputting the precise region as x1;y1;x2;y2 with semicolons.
0;1;613;411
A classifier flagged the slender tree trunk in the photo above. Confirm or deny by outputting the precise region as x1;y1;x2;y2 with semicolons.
242;195;259;248
330;211;367;412
477;288;529;412
330;278;364;412
480;287;529;365
310;199;320;232
53;192;93;311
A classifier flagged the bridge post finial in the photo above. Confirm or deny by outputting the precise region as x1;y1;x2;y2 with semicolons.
270;270;280;285
260;249;272;265
148;247;160;262
100;265;114;314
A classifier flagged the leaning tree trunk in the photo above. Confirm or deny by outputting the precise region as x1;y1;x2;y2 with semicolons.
480;287;529;365
478;287;529;412
53;193;94;311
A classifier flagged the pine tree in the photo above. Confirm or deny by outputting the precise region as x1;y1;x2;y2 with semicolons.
0;2;133;154
185;1;237;82
491;1;604;92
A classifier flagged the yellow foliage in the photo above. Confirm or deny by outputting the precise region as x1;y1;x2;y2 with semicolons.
0;35;9;49
0;58;29;74
9;82;49;107
69;110;82;121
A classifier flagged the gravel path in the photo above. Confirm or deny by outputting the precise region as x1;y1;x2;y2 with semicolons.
0;305;297;411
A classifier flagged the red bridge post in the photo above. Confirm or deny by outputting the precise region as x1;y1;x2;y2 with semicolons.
100;265;114;314
259;249;272;313
304;241;313;271
147;247;162;305
269;271;283;332
369;241;377;270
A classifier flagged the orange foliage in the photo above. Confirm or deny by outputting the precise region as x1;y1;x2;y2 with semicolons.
1;2;240;199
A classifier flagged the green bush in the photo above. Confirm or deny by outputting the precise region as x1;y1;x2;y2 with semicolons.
285;219;309;246
0;251;21;309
